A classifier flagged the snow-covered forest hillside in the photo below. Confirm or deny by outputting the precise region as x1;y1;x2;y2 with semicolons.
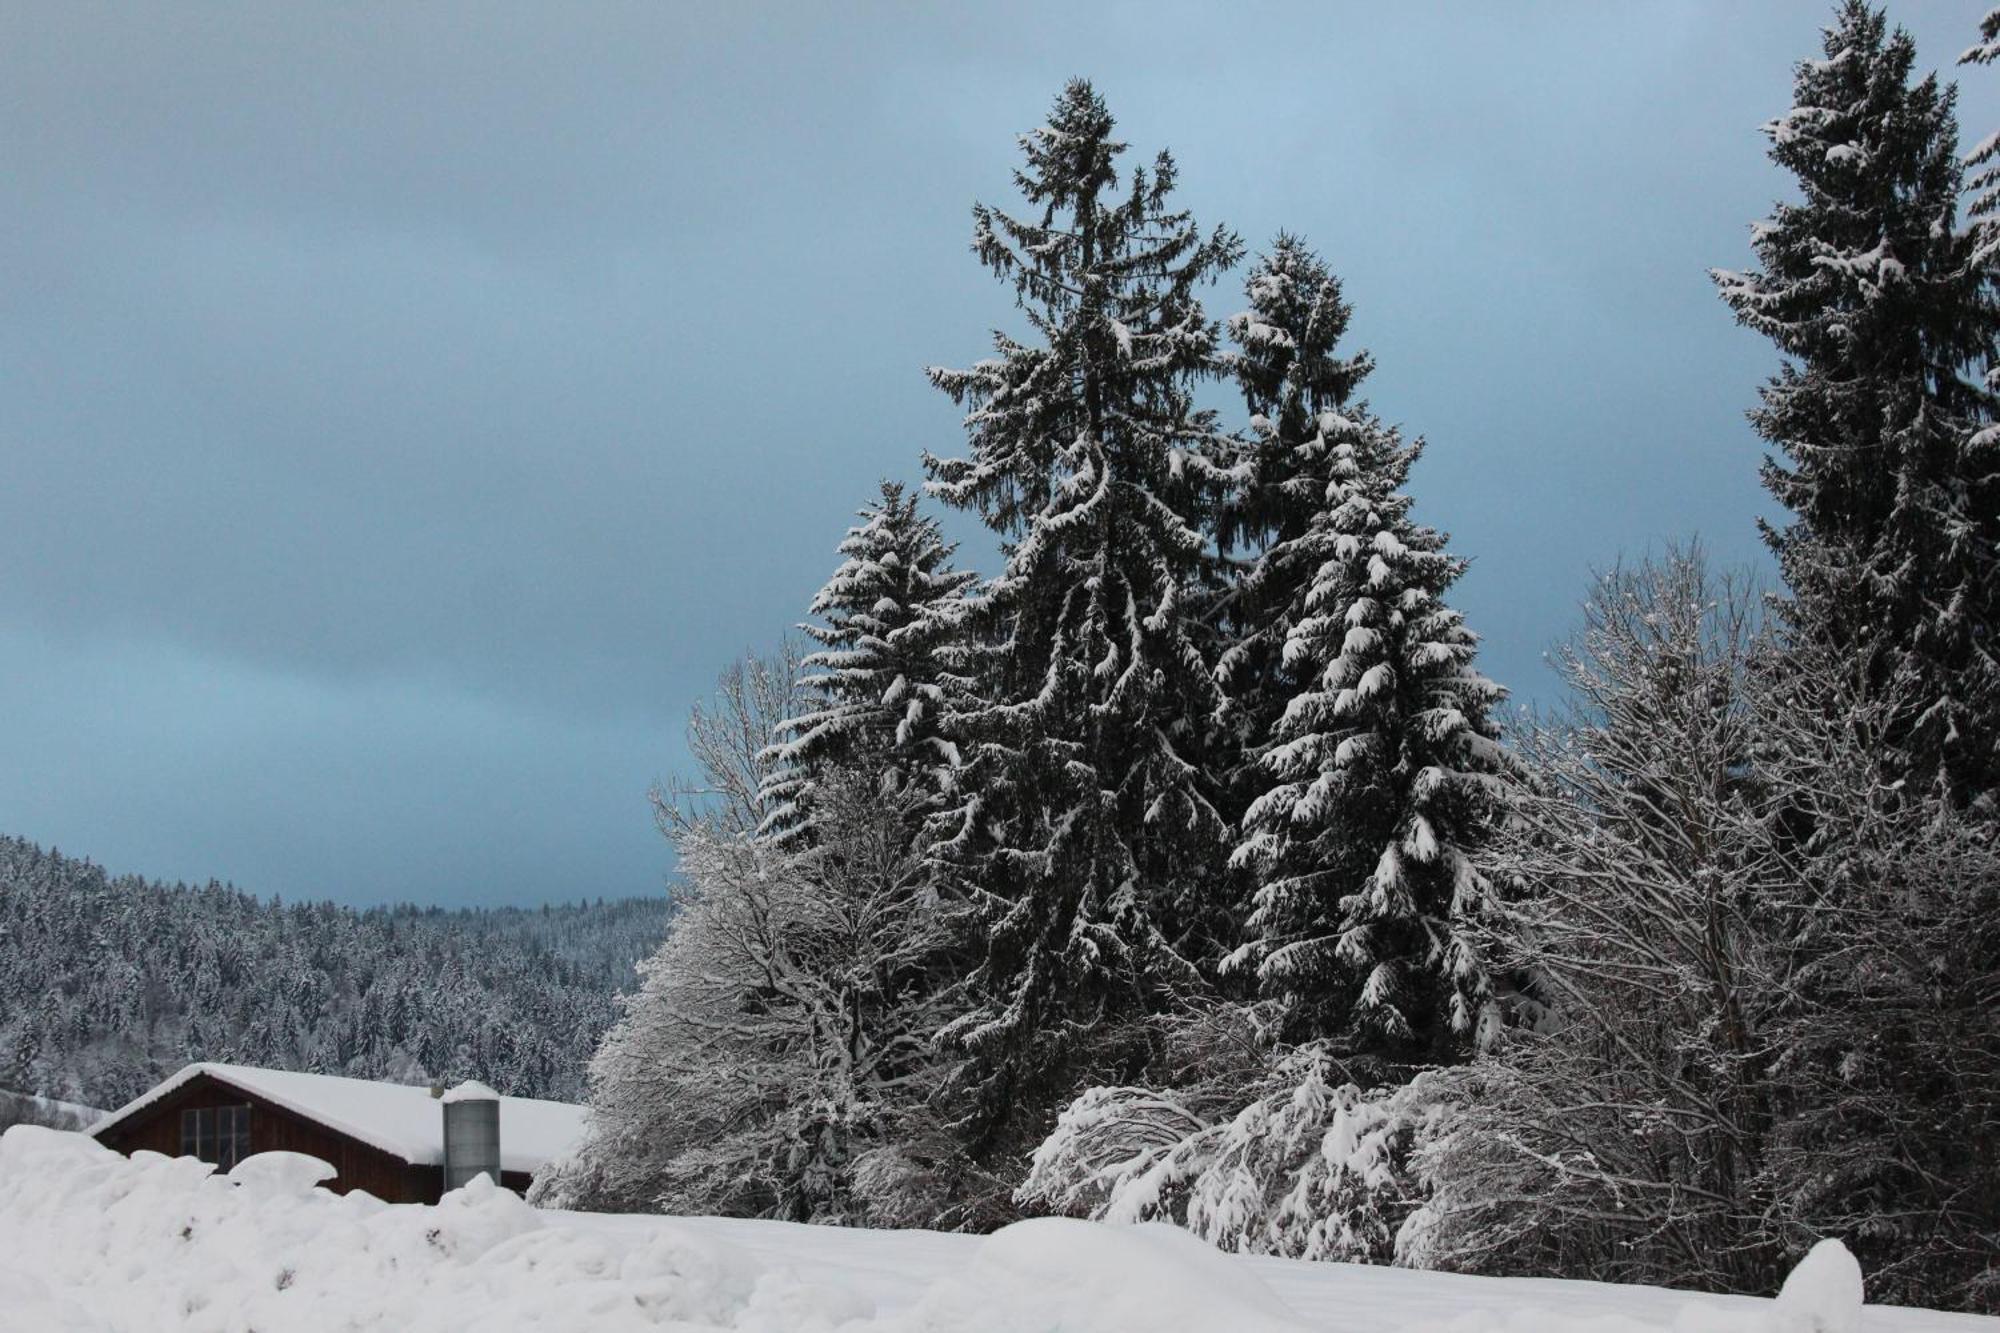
0;836;667;1108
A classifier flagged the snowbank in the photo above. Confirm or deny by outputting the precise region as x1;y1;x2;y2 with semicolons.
0;1126;862;1333
894;1217;1306;1333
0;1127;1988;1333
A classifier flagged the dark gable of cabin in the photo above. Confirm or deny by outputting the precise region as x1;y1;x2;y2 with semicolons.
92;1071;534;1204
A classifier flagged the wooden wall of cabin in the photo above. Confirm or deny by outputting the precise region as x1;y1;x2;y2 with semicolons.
94;1074;445;1204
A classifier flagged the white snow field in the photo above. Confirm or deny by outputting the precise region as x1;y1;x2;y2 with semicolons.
1;1126;1991;1333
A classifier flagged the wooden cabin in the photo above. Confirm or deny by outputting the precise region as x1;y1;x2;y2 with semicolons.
88;1063;586;1204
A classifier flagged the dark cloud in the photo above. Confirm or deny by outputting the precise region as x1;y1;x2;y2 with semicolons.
4;1;1993;905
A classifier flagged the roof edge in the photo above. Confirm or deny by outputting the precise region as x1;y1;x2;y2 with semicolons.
88;1063;436;1166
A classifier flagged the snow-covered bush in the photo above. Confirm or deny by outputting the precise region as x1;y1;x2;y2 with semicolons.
756;481;975;846
537;649;994;1226
1020;1042;1432;1264
536;774;976;1224
1750;681;2000;1311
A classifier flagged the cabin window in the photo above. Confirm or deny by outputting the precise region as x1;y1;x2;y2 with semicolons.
179;1104;251;1170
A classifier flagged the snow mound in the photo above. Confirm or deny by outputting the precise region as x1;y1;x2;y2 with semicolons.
902;1217;1305;1332
0;1125;861;1332
1774;1239;1864;1333
0;1128;1980;1333
226;1150;337;1196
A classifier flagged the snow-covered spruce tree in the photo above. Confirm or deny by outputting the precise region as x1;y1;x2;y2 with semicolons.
1225;305;1506;1057
921;81;1243;1157
1211;236;1375;832
1715;0;2000;807
1016;238;1502;1251
758;481;977;845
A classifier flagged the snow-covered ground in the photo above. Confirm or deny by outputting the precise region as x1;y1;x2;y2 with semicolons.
2;1126;1991;1333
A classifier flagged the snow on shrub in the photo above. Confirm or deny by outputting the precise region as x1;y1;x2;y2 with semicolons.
1019;1046;1433;1263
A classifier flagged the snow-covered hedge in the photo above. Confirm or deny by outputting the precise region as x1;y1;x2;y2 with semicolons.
1018;1047;1427;1264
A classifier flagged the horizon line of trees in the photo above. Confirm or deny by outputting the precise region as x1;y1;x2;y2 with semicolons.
0;836;668;1110
538;2;2000;1314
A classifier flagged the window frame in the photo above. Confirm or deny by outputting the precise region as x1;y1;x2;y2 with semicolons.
179;1103;251;1171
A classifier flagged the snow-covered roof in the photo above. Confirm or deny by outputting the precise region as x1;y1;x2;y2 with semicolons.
88;1063;587;1176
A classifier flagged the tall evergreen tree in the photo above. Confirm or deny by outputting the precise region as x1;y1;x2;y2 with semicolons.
1213;237;1376;823
759;481;977;843
1231;415;1505;1056
922;80;1242;1151
1714;0;2000;806
1220;239;1505;1055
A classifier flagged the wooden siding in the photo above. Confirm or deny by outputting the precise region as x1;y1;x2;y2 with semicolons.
95;1072;444;1203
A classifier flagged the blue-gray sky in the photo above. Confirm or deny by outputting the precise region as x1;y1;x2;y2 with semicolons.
3;2;1994;907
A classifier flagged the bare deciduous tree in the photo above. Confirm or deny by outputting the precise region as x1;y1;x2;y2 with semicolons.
652;638;808;842
539;647;1000;1226
1401;549;2000;1311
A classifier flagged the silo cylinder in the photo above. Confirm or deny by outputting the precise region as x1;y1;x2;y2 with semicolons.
441;1080;501;1191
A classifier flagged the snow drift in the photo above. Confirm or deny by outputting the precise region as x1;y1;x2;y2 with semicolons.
1;1126;1988;1333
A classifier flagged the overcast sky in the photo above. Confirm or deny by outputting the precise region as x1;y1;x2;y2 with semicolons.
3;2;1994;908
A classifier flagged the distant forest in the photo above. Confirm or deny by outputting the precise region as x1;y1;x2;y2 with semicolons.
0;836;667;1109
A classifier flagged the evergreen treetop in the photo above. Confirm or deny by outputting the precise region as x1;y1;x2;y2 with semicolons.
759;481;976;843
1713;0;2000;804
1214;238;1377;813
1208;238;1505;1056
1959;8;2000;266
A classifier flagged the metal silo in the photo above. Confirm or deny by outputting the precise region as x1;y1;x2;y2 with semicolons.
441;1080;501;1191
